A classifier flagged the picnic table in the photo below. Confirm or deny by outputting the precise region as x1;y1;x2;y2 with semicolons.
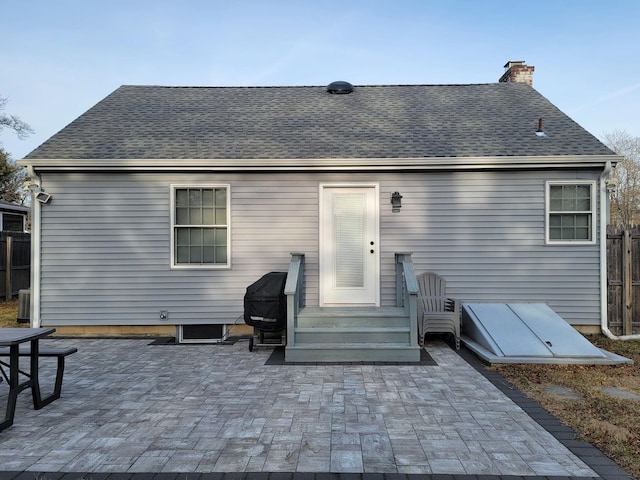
0;328;75;432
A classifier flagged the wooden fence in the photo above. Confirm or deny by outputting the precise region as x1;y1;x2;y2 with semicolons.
0;232;31;300
607;226;640;335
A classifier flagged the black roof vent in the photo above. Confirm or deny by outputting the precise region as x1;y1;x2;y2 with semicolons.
327;81;354;94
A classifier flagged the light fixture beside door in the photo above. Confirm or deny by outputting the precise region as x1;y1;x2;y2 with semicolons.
391;191;402;212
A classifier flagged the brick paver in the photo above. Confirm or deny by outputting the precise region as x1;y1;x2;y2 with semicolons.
0;338;632;479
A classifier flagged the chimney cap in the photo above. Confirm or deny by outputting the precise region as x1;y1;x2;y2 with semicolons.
504;60;526;70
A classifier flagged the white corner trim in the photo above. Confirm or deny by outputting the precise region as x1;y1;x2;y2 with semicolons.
26;166;42;328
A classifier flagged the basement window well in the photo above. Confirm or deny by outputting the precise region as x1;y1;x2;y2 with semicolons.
177;324;227;344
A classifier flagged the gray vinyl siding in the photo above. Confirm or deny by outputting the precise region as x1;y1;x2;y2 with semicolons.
38;169;603;327
379;170;602;326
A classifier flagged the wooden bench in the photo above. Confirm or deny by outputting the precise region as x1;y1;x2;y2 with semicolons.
0;346;78;408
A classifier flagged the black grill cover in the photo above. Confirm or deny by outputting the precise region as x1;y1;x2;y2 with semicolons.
243;272;287;331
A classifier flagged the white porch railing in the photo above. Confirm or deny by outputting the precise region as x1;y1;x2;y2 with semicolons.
285;253;305;349
395;252;419;348
284;252;419;350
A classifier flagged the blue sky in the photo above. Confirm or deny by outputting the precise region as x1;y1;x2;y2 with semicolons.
2;0;639;159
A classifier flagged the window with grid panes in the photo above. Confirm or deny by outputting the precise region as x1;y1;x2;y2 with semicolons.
172;186;229;266
547;182;595;243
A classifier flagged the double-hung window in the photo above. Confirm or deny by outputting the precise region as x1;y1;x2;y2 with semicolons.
546;181;596;244
171;185;230;268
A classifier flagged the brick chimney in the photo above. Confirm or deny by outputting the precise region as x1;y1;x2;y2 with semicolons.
499;60;534;86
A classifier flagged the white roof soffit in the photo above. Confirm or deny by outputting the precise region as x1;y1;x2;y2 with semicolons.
18;155;621;172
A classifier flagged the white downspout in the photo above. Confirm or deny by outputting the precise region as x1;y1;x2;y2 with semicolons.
600;161;640;340
27;166;42;328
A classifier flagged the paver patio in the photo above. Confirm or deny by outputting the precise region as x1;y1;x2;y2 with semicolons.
0;337;631;478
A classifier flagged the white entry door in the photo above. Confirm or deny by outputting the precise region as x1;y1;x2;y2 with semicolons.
320;185;379;306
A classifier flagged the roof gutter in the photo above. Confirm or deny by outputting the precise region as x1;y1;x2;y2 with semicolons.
19;154;621;172
600;161;640;340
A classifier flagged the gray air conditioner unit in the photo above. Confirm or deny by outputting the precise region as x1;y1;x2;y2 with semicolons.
17;289;31;324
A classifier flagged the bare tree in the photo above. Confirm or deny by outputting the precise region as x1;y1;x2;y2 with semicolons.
0;94;32;204
0;95;33;141
603;130;640;228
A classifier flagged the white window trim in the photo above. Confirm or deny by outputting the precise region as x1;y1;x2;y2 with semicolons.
0;212;26;232
170;184;231;269
545;180;596;245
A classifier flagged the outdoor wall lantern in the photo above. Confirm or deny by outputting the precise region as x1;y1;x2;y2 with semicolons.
391;191;402;212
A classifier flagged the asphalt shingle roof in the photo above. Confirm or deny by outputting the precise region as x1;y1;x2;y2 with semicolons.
25;82;614;160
